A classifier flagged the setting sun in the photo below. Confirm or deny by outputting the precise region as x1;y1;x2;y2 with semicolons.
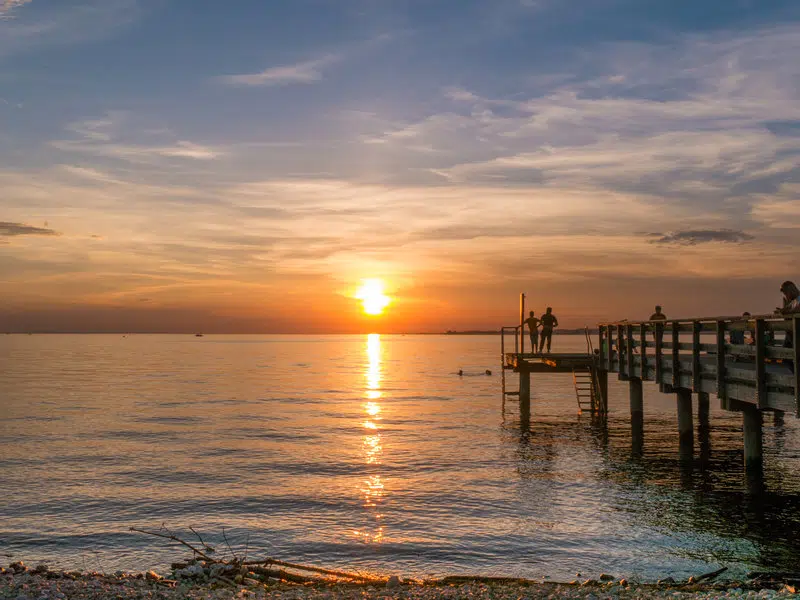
356;279;391;316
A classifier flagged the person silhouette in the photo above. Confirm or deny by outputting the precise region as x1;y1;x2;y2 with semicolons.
524;310;540;354
730;312;751;346
777;281;800;372
538;307;559;353
650;305;667;346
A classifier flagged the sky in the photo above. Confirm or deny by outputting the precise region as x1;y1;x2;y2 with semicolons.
1;0;799;333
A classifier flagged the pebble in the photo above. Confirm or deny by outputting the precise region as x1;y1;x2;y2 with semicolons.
385;576;401;589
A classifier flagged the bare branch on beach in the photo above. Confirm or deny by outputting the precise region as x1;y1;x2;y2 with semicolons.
129;527;217;563
129;526;387;586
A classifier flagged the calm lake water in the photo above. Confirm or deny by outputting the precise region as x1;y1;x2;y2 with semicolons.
1;334;799;581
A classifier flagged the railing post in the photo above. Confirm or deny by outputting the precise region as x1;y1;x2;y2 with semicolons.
640;323;647;379
626;323;635;379
598;325;605;367
607;326;614;372
617;324;625;379
655;320;663;385
692;321;701;393
716;320;727;410
755;318;767;409
672;321;680;388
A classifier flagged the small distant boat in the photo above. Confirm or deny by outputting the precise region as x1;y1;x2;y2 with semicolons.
195;333;204;337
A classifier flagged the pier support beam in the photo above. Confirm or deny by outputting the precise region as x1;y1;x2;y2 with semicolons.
742;406;763;474
629;378;643;455
676;389;693;461
597;370;609;414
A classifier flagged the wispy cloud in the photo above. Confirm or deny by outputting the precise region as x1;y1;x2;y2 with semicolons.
751;184;800;228
0;0;140;59
220;54;340;87
0;0;32;19
51;114;222;162
650;229;754;245
0;221;59;236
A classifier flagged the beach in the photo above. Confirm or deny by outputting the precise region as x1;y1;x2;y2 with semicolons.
2;562;797;600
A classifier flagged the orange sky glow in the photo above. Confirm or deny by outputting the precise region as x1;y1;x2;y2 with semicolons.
2;3;799;333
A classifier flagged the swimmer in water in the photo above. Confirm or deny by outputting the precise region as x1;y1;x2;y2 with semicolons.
485;369;492;375
458;369;464;376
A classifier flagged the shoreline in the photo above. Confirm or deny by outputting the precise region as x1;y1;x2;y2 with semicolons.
1;561;797;600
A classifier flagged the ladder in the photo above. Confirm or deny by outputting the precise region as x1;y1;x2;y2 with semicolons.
573;368;599;413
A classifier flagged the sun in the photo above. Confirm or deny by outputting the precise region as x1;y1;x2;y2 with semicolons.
356;279;391;316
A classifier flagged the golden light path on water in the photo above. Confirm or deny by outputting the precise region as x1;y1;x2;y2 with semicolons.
355;333;385;543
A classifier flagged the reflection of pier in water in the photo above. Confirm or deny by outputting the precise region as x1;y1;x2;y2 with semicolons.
502;405;800;575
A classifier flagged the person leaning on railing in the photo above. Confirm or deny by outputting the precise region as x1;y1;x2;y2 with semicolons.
776;281;800;372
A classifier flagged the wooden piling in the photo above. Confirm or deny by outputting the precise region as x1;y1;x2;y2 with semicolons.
677;388;693;461
597;370;609;414
742;406;763;474
630;378;644;455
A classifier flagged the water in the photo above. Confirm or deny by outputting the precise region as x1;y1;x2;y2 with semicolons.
1;334;799;581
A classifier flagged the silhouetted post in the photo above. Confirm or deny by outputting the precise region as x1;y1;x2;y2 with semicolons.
774;411;785;426
677;388;693;461
597;370;609;414
742;406;763;474
629;378;644;455
519;370;531;416
519;293;526;355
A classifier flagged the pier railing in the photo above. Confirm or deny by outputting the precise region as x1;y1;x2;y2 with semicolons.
597;315;800;414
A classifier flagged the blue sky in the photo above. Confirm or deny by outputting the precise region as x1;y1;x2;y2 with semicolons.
1;0;799;332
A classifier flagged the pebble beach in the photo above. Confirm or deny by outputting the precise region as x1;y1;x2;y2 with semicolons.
2;562;797;600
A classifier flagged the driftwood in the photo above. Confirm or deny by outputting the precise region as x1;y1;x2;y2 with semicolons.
129;527;216;563
693;567;728;583
248;559;384;583
130;526;386;586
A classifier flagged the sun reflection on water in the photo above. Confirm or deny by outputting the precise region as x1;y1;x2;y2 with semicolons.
353;333;386;544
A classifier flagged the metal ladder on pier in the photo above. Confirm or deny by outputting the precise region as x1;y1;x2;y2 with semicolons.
573;327;600;413
572;369;599;413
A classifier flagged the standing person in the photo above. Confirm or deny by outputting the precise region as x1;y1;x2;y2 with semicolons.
650;305;667;346
538;307;559;353
524;311;540;354
730;312;751;346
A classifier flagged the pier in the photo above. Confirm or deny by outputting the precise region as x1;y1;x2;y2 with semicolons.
501;297;800;476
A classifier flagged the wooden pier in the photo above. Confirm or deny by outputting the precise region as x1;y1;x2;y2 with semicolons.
502;306;800;475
